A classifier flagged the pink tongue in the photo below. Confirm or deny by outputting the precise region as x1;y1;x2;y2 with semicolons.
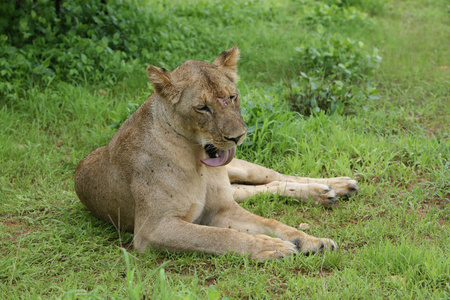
201;147;236;167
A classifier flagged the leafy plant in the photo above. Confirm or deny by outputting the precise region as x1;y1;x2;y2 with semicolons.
0;0;283;101
295;34;381;83
300;0;370;27
288;33;381;115
322;0;387;15
290;72;380;115
0;0;166;98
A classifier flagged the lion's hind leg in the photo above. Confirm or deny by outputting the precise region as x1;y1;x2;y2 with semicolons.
226;158;358;205
231;182;338;206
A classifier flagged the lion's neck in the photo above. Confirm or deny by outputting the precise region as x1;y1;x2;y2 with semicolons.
146;97;206;171
150;97;201;151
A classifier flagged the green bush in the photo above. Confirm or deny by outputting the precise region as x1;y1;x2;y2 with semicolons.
290;73;380;115
1;0;382;116
0;0;167;98
274;1;383;115
0;0;281;100
289;33;381;115
295;34;381;83
300;0;370;27
323;0;387;15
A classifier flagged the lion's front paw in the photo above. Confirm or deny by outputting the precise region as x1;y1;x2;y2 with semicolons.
315;184;338;206
292;236;338;255
250;235;298;261
326;177;359;199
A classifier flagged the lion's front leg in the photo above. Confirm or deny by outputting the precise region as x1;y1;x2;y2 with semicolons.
227;158;358;204
208;201;338;255
130;179;299;260
133;215;299;261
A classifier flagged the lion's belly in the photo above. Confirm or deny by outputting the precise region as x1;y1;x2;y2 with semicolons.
75;146;136;231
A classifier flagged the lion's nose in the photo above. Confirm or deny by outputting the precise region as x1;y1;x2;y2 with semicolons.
224;132;246;144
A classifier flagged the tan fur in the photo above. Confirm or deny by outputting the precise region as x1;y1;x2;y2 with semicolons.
75;46;359;260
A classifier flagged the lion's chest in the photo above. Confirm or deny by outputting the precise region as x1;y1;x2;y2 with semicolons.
137;150;233;224
176;175;209;224
177;165;233;224
191;166;235;224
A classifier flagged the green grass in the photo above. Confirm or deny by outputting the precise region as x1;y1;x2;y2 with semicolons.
1;0;449;298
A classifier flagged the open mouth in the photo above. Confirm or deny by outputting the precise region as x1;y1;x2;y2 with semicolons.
201;144;236;167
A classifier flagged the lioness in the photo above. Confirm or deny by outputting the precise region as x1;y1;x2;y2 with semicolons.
75;46;358;260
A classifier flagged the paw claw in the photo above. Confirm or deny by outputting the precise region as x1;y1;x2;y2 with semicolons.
252;236;298;260
348;183;359;191
299;238;337;255
326;178;359;199
320;193;337;206
321;186;332;194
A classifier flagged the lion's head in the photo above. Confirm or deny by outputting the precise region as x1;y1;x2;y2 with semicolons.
146;46;247;167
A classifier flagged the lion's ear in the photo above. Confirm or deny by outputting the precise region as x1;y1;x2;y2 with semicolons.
212;45;240;82
146;65;175;99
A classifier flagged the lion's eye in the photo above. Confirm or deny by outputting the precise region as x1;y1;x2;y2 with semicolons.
195;104;211;113
229;95;237;102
